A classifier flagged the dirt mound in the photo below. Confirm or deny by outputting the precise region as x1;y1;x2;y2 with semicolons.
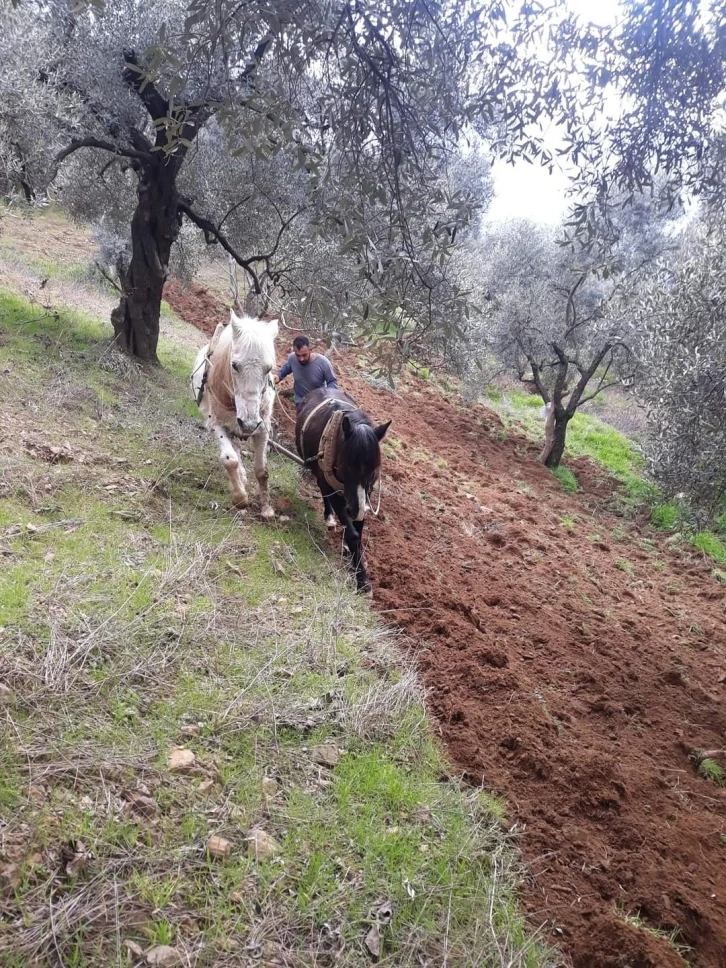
171;290;726;968
163;279;225;336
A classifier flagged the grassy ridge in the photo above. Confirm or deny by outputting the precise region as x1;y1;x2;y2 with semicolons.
0;291;553;967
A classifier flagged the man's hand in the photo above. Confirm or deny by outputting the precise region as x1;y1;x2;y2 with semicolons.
272;374;280;386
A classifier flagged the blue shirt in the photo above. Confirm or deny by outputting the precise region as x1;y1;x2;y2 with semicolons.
277;353;338;405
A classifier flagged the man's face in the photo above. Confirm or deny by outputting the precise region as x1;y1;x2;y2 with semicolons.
294;344;311;365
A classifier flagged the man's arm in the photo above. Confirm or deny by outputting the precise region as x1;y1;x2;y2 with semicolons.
322;357;338;389
274;357;293;384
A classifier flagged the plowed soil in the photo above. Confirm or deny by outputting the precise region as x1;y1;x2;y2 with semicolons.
166;284;726;968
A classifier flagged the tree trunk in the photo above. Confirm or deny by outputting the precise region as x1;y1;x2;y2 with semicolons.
111;162;181;363
544;411;570;468
540;402;555;463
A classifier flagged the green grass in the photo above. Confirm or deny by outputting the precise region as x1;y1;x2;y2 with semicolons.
507;390;543;410
697;758;725;786
0;288;553;968
0;234;90;283
482;389;726;570
651;502;681;531
692;531;726;564
647;500;726;568
551;465;578;493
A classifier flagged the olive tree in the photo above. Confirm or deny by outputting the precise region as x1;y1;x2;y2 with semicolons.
633;224;726;521
477;195;677;467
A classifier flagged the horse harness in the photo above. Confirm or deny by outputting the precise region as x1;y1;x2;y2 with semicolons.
299;396;357;493
191;319;225;406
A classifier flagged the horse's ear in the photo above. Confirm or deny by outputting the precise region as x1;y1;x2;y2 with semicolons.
230;309;243;334
374;419;391;442
267;317;279;339
342;414;354;440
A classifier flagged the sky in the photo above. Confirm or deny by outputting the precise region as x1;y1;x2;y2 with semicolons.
486;156;573;225
486;0;622;226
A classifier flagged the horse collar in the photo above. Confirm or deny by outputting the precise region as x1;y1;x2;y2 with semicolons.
319;409;348;492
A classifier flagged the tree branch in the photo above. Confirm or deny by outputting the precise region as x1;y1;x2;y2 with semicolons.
566;343;613;415
564;273;586;335
50;138;153;182
178;201;262;292
122;48;169;120
93;262;122;293
523;353;550;403
550;342;570;407
578;380;622;406
217;194;254;233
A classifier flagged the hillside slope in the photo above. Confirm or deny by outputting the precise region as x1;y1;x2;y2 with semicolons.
0;288;552;968
164;283;726;968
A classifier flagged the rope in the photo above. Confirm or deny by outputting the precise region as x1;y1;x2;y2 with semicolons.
369;474;383;516
190;352;211;405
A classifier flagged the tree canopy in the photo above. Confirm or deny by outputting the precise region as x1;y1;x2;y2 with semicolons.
0;0;552;360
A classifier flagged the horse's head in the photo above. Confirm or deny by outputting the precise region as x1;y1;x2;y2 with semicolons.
229;310;278;438
338;412;391;522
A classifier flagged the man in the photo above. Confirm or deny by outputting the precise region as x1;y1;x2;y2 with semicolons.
273;335;338;406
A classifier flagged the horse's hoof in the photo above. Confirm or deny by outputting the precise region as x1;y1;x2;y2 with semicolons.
357;579;372;594
232;494;249;510
325;515;336;529
260;506;275;521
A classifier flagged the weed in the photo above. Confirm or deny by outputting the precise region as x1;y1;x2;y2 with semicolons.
615;559;634;575
551;465;579;493
692;531;726;563
559;515;577;531
651;502;681;531
617;908;691;961
697;758;725;786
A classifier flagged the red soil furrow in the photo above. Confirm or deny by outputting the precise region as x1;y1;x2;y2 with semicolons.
167;286;726;968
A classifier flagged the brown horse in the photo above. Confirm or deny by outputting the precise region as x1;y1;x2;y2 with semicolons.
296;388;391;592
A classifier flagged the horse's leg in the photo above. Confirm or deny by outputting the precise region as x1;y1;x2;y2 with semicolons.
209;417;249;509
351;516;370;590
252;425;275;520
329;493;371;593
319;484;336;529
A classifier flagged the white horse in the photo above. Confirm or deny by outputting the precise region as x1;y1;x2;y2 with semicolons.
191;310;278;519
